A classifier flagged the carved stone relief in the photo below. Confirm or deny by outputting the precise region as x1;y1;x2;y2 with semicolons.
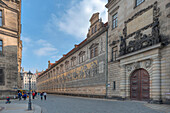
119;2;163;56
126;64;133;72
145;59;152;68
133;62;141;70
125;60;152;74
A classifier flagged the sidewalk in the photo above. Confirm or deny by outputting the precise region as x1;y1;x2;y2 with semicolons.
145;103;170;113
0;103;41;113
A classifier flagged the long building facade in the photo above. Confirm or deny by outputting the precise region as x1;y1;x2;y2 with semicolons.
37;0;170;103
106;0;170;103
37;13;108;96
0;0;22;98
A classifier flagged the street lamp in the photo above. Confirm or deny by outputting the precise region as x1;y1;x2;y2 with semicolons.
27;70;33;110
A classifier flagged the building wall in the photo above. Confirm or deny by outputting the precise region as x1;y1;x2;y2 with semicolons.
0;0;22;98
37;13;107;96
106;0;170;103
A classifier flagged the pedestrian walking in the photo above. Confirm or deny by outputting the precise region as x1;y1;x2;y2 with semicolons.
35;91;37;97
18;92;22;101
44;92;47;100
32;92;35;99
23;93;27;100
40;92;43;100
5;97;11;104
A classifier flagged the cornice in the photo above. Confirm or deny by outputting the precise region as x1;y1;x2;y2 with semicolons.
0;30;18;38
0;1;19;13
105;0;120;10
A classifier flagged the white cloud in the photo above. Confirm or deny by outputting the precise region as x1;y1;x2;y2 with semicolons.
22;37;31;44
34;39;58;56
22;37;58;57
47;0;107;40
51;55;62;60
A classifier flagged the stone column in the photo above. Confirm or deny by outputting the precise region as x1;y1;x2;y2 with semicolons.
152;56;162;103
120;65;126;99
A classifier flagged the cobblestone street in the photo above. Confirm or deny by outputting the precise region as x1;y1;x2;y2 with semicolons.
0;94;167;113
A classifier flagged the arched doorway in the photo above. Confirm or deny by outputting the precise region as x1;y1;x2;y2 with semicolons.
130;69;150;101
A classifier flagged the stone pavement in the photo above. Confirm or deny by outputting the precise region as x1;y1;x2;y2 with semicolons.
0;103;41;113
145;103;170;113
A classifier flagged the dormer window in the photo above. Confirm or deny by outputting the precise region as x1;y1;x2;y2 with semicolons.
89;43;99;59
60;64;64;73
79;51;85;64
95;25;97;32
65;61;69;70
92;27;94;34
71;57;76;66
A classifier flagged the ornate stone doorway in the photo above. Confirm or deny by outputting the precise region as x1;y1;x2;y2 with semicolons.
130;69;150;101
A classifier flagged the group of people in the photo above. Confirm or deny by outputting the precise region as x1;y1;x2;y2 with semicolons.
40;92;47;100
18;91;38;101
18;92;27;100
6;91;47;104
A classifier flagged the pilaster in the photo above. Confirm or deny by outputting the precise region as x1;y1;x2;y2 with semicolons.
120;65;126;99
151;55;162;103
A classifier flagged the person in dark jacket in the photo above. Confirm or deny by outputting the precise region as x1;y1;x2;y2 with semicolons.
23;93;27;100
40;92;43;100
18;92;22;101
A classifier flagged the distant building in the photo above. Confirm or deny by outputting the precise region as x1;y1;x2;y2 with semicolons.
22;71;37;91
0;0;22;98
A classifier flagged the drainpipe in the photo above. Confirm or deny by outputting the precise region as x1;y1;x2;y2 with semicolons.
105;25;109;99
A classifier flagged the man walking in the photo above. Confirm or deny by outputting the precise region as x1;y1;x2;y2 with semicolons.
18;92;22;101
40;92;43;100
44;92;47;100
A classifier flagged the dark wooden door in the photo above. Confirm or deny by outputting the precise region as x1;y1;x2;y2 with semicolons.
130;69;150;101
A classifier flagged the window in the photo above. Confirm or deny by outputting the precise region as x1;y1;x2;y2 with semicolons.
71;57;76;66
92;27;94;34
56;67;59;75
111;46;117;61
90;43;98;59
136;0;144;7
95;25;97;32
60;64;64;73
79;51;85;64
0;40;2;55
65;61;69;70
0;69;4;85
0;11;2;26
112;13;118;29
90;47;98;59
113;81;116;90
